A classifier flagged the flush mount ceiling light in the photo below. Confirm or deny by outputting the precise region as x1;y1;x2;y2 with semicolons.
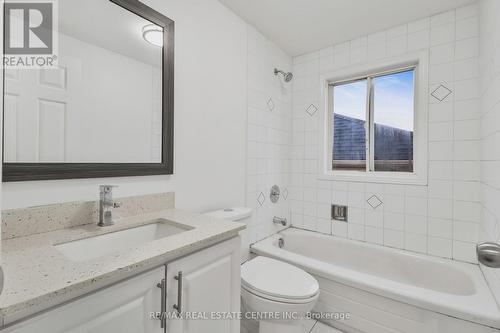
142;24;163;47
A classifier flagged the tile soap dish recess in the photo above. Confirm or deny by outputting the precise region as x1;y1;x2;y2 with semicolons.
332;205;348;222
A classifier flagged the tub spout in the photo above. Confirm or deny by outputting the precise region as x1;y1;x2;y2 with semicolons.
273;216;287;226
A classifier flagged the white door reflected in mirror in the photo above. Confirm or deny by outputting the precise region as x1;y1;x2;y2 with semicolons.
3;0;163;163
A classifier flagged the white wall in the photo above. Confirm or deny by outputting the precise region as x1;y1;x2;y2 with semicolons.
2;0;250;213
244;26;293;252
479;0;500;306
290;4;481;263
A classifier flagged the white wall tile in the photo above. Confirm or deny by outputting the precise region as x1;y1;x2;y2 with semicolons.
384;229;404;249
428;218;453;238
454;220;479;242
348;223;365;241
429;122;453;141
429;161;453;180
428;237;453;258
455;37;479;60
454;58;479;80
456;17;479;40
405;214;428;234
454;181;479;201
429;141;453;160
454;161;480;181
428;180;453;199
384;212;405;231
405;233;427;253
453;240;477;262
430;23;455;46
431;11;455;28
429;198;453;219
478;0;500;292
288;3;482;265
456;4;478;21
407;30;430;51
247;26;292;245
387;25;408;39
455;99;480;120
408;18;430;33
387;36;407;56
365;226;384;245
332;221;347;237
365;209;383;228
430;43;455;64
428;102;454;122
429;63;454;84
316;218;332;234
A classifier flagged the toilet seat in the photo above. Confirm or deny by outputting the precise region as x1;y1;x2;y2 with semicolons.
241;256;319;304
242;284;318;304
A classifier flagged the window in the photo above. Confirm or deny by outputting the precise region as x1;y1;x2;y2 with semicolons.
331;67;415;174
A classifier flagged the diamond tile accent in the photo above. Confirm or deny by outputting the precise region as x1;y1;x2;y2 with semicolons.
306;104;318;117
431;85;452;102
282;188;289;200
367;195;383;209
257;192;265;206
267;98;275;111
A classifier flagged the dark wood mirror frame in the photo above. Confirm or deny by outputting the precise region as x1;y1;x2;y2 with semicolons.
2;0;174;182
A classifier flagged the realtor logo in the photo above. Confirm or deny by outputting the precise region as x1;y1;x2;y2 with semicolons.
3;0;58;68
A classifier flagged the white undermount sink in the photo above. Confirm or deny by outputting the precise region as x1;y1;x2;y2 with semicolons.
55;219;191;262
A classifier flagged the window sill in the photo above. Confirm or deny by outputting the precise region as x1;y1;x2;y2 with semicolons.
318;171;427;186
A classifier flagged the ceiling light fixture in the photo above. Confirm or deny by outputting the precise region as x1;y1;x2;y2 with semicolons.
142;24;163;47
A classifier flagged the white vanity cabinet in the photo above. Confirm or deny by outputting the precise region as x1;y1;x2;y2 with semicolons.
165;237;241;333
3;237;241;333
3;267;166;333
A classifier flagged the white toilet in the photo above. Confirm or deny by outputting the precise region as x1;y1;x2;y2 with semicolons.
205;207;253;261
205;208;320;333
241;256;319;333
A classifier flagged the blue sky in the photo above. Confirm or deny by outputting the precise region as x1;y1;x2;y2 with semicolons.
333;70;414;131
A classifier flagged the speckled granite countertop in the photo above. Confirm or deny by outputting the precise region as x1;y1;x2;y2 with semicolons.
0;209;245;327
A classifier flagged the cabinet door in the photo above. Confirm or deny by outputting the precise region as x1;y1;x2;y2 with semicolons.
166;237;241;333
4;267;165;333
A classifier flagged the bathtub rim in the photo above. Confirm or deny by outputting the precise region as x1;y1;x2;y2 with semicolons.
250;227;500;329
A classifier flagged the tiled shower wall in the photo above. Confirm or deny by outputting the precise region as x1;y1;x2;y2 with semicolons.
479;0;500;304
244;26;292;250
290;4;481;263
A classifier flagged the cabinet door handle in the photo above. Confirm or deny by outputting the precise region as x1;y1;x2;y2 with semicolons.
156;279;166;329
173;271;183;314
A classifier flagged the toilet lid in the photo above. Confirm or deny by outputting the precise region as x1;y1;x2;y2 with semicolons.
241;256;319;301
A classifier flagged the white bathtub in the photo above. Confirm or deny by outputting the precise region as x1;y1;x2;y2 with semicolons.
251;228;500;333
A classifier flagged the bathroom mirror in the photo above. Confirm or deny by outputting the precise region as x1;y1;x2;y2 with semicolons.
2;0;174;181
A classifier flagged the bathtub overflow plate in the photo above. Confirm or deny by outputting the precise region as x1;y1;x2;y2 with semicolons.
477;242;500;268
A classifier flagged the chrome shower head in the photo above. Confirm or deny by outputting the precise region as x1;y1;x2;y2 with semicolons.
274;68;293;82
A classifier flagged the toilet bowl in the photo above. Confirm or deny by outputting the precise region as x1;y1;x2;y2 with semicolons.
241;256;319;333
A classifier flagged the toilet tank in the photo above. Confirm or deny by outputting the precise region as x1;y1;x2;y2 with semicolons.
205;207;252;262
205;207;252;224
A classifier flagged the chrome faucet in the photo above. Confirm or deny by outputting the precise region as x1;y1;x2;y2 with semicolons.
273;216;287;226
98;185;122;227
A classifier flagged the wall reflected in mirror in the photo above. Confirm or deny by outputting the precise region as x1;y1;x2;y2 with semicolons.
4;0;163;163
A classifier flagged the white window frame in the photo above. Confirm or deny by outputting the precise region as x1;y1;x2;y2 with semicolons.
318;51;428;185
